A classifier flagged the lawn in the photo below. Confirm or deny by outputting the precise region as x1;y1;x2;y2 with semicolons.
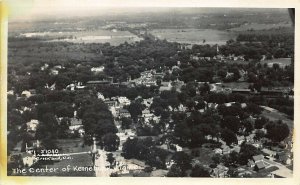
184;147;214;166
221;82;251;89
229;22;292;31
149;28;236;45
26;138;95;176
260;58;292;67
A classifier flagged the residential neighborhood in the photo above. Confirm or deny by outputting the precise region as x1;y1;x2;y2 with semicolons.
6;7;294;178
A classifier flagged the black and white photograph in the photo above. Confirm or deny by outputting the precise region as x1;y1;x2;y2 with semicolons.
2;0;296;180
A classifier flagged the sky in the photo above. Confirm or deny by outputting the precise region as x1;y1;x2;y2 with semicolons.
5;0;292;22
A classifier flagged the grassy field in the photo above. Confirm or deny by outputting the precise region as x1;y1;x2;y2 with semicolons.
27;138;95;176
149;29;236;45
229;22;292;31
261;109;293;130
260;58;292;67
221;82;251;89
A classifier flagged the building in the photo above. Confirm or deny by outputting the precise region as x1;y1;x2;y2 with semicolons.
262;148;277;158
69;118;83;131
118;97;131;106
252;154;266;171
86;80;111;86
119;109;131;118
212;164;228;178
91;66;105;73
231;89;251;95
26;119;39;132
214;148;222;154
21;90;32;98
22;153;38;167
276;152;292;165
159;82;172;92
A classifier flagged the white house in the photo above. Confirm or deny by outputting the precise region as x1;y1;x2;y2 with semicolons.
21;90;32;98
159;82;172;92
22;153;38;167
26;120;39;132
69;118;83;131
91;66;105;73
118;97;131;106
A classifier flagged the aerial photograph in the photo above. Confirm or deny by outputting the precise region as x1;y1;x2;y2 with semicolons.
6;5;294;178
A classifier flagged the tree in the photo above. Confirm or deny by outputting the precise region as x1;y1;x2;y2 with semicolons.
241;119;254;135
265;120;290;143
172;152;192;172
212;154;222;164
190;165;210;177
102;133;120;152
57;118;70;139
199;82;210;95
121;117;132;130
35;113;59;149
167;164;185;177
245;103;262;115
128;101;144;120
106;153;115;168
239;143;260;165
254;130;265;141
255;117;267;129
221;128;237;146
221;116;241;133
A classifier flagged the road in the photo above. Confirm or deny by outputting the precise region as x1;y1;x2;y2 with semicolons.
94;149;111;177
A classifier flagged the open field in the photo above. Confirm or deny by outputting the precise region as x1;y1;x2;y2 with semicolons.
26;139;95;176
229;22;292;31
261;109;293;130
221;82;251;89
149;29;236;45
260;58;292;68
17;29;143;46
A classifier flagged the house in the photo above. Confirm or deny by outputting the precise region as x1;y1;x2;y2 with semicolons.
22;153;38;167
21;90;32;98
262;148;277;158
214;148;222;154
50;69;59;75
91;66;105;73
247;159;255;168
255;161;266;171
212;164;228;178
26;119;39;132
174;144;183;152
221;145;231;154
252;154;266;171
276;152;292;165
231;89;251;95
118;97;131;106
119;109;131;118
126;159;148;171
159;82;172;92
69;118;83;131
